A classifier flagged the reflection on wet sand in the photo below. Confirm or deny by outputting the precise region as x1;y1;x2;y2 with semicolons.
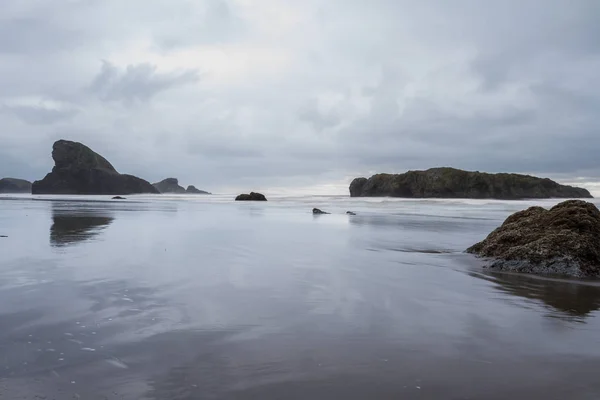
50;206;114;247
472;271;600;319
348;213;485;233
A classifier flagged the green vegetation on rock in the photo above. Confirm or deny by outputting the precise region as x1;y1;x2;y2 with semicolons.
350;167;592;199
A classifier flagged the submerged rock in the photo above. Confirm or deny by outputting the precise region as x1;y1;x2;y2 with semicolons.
313;208;330;215
350;167;592;199
112;196;126;200
467;200;600;277
153;178;186;194
235;192;267;201
346;211;357;215
186;185;210;194
32;140;158;195
0;178;32;193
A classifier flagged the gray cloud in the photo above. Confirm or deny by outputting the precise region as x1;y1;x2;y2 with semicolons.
153;0;245;50
0;0;599;194
0;18;83;54
90;61;200;103
298;101;342;131
1;104;78;125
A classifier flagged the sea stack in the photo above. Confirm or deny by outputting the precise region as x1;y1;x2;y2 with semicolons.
467;200;600;277
32;140;158;195
153;178;186;194
349;167;592;199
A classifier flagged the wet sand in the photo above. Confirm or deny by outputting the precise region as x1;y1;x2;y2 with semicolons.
1;195;600;399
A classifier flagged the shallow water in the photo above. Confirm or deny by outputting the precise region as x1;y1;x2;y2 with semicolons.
1;194;600;399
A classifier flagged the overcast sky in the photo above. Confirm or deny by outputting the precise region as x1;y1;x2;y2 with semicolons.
1;0;599;194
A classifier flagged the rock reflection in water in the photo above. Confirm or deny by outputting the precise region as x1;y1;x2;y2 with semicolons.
473;271;600;318
50;207;114;247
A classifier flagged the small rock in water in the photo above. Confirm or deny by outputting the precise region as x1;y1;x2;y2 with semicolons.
312;208;330;215
112;196;126;200
235;192;267;201
0;235;7;238
346;211;356;215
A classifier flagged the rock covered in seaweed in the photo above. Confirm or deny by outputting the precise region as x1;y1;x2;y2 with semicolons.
467;200;600;277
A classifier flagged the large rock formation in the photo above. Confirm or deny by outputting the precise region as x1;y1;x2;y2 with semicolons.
153;178;186;194
186;185;210;194
32;140;158;195
467;200;600;277
235;192;267;201
349;167;592;199
0;178;32;193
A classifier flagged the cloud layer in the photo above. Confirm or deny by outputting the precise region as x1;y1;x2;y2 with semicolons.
1;0;599;194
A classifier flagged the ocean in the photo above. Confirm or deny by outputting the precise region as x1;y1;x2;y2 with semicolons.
1;194;600;399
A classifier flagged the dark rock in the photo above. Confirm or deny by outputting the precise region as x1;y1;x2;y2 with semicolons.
0;235;7;238
153;178;186;194
32;140;158;195
0;178;32;193
467;200;600;277
186;185;210;194
350;167;592;199
349;177;368;198
313;208;330;214
346;211;357;215
112;196;126;200
235;192;267;201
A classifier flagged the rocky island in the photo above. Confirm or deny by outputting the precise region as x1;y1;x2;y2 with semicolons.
349;167;592;199
0;178;32;193
152;179;210;194
186;185;210;194
467;200;600;277
32;140;158;195
153;178;186;194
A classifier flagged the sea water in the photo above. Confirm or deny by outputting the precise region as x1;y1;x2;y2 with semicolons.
1;194;599;399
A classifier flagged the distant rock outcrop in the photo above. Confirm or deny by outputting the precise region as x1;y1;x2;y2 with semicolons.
153;178;186;194
186;185;210;194
0;178;32;193
467;200;600;277
349;167;592;199
235;192;267;201
32;140;158;195
313;208;330;214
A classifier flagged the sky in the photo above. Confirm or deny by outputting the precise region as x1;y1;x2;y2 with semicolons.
1;0;599;195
